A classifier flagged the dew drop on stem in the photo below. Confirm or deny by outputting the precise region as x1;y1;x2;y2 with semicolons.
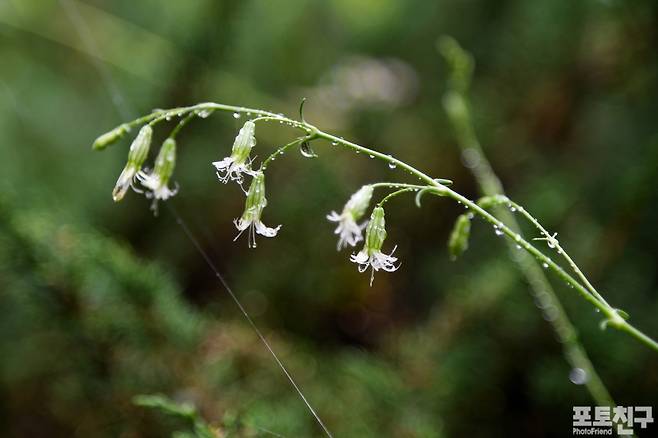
568;368;588;385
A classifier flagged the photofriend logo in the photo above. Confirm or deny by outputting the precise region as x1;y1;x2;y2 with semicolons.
572;406;653;435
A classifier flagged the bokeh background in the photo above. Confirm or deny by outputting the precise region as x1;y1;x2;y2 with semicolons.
1;0;658;436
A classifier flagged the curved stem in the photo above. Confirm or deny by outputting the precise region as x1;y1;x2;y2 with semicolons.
377;188;415;207
503;197;610;307
169;112;196;139
261;137;307;170
102;102;658;353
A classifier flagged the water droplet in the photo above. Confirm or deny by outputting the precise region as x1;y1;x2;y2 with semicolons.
493;226;503;236
197;109;212;118
510;206;517;212
542;262;549;269
233;112;241;119
569;368;588;385
516;244;522;249
369;155;374;159
331;141;338;146
388;162;397;169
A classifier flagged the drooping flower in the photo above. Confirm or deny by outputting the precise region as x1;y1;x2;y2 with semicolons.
350;206;399;286
136;137;178;213
112;125;152;202
234;171;281;247
327;184;373;250
213;120;257;184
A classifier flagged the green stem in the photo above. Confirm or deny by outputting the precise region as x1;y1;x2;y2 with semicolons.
377;188;415;207
261;137;307;170
104;102;658;354
503;197;610;307
169;112;196;139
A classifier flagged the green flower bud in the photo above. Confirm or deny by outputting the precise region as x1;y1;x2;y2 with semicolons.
448;213;471;260
92;123;131;150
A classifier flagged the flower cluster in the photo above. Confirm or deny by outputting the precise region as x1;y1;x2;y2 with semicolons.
97;117;401;285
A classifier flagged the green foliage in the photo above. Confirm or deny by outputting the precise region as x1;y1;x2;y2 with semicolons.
2;0;658;436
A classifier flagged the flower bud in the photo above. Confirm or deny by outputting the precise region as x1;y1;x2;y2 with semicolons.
448;213;471;260
92;123;131;150
364;206;387;254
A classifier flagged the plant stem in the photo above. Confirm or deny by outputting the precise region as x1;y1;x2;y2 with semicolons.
107;102;658;354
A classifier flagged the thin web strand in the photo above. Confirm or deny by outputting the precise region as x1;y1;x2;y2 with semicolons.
167;204;333;438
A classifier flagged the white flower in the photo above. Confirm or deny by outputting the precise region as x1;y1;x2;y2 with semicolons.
136;138;178;213
234;171;281;247
213;120;257;184
350;246;399;286
327;185;373;250
350;206;399;285
112;125;152;202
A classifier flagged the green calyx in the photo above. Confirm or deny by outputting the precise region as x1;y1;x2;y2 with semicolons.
231;121;256;164
241;171;267;221
127;125;153;168
364;206;387;254
153;138;176;185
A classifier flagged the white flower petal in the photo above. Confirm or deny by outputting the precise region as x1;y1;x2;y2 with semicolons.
255;221;281;237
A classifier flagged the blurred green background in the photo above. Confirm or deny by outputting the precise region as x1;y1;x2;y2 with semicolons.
1;0;657;436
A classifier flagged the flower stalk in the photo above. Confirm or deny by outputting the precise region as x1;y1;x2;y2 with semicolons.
93;100;658;354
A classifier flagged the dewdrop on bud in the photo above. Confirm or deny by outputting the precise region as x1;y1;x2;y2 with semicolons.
234;171;281;248
93;123;130;150
448;213;471;260
327;184;373;250
136;138;178;214
112;125;153;202
350;206;399;286
213;120;257;184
